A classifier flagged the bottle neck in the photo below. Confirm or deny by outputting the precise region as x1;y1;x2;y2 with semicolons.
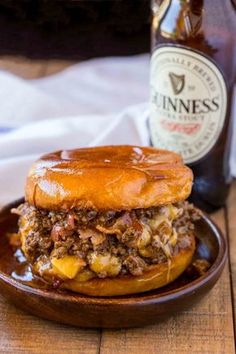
189;0;204;16
231;0;236;9
157;0;204;39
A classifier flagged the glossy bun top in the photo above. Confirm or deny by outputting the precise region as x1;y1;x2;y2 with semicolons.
25;145;193;210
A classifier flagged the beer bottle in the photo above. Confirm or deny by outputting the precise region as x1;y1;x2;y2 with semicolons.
149;0;236;212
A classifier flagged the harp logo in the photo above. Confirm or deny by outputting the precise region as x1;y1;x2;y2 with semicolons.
169;73;185;95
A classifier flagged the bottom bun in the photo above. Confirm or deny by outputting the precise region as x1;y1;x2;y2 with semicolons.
60;234;195;297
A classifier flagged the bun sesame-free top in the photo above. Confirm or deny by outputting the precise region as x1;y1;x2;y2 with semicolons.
26;145;193;211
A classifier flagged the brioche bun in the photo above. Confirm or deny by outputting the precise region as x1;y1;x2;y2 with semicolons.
25;145;193;211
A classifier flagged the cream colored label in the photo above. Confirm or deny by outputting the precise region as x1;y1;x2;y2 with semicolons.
150;46;227;164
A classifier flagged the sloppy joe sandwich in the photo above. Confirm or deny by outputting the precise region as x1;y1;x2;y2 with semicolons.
12;145;200;296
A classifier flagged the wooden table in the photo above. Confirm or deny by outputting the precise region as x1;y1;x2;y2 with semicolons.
0;57;235;353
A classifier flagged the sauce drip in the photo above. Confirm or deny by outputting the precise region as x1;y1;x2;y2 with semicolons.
10;249;49;289
11;249;33;282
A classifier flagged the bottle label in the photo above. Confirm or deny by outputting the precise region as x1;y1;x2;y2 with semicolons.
149;46;227;164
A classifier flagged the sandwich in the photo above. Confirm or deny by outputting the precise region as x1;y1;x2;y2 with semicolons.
13;145;200;296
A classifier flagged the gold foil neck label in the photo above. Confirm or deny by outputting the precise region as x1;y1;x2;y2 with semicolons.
149;46;227;164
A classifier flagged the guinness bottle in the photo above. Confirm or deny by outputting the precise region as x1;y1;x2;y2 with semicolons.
149;0;236;212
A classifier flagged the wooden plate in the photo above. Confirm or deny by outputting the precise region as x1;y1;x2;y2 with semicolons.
0;199;227;328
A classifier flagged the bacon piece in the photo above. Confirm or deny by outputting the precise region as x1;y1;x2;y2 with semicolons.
67;213;75;229
96;224;121;235
91;233;106;247
78;228;94;239
51;225;73;242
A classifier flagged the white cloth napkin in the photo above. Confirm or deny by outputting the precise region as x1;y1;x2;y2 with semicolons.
0;54;235;206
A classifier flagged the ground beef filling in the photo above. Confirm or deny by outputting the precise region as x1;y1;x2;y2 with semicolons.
13;202;200;280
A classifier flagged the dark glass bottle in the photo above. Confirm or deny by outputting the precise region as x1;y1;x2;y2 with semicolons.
149;0;236;212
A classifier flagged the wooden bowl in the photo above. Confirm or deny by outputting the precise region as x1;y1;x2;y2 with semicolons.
0;199;227;328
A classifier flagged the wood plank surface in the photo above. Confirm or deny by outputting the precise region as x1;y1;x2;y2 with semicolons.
0;56;47;79
42;60;75;77
226;180;236;326
0;56;74;79
100;209;235;354
0;295;101;354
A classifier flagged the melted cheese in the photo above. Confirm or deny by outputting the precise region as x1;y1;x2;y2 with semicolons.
51;256;85;279
74;269;95;282
89;253;121;277
137;225;151;249
139;205;179;260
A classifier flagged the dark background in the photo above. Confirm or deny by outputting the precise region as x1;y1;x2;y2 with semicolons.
0;0;150;60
